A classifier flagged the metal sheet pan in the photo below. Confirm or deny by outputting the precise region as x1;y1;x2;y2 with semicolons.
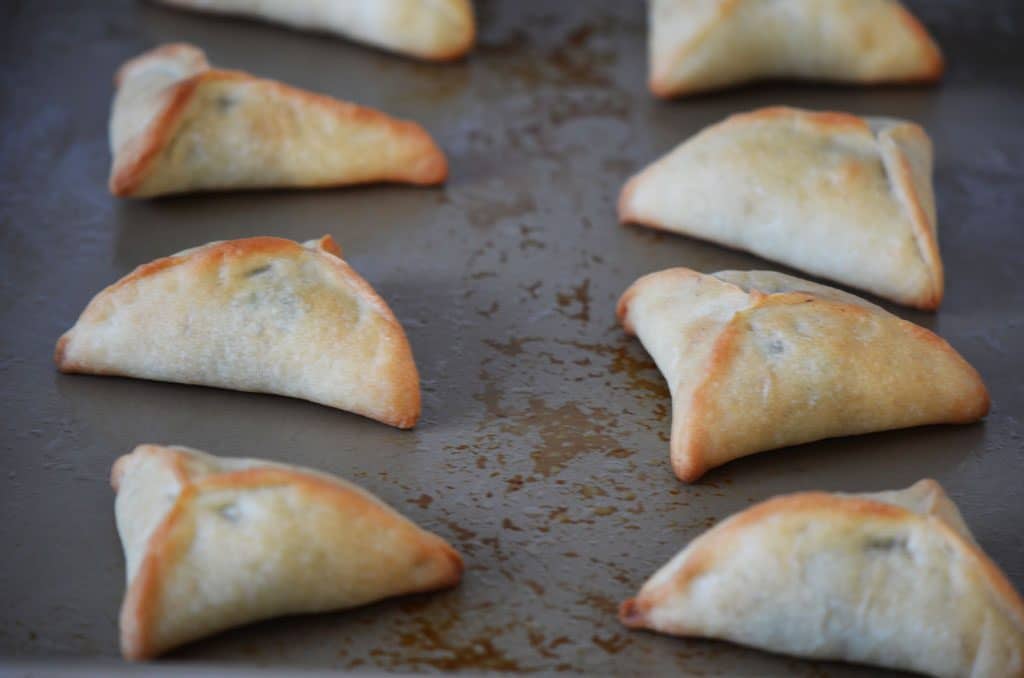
2;0;1022;674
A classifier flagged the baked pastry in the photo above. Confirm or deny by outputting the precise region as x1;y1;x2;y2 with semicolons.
620;107;943;309
56;235;421;428
649;0;943;98
157;0;475;61
113;444;462;660
109;43;447;197
617;268;989;482
620;479;1024;677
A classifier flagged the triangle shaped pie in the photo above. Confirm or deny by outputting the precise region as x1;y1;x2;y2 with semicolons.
620;107;943;309
113;444;463;659
110;44;447;197
158;0;475;62
617;268;989;482
649;0;943;98
56;235;421;428
620;479;1024;677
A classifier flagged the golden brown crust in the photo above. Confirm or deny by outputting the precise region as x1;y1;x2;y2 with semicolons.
109;73;206;197
648;0;741;98
615;267;705;336
116;446;462;660
683;292;989;480
726;106;869;134
618;109;945;310
113;43;208;88
649;1;944;98
617;268;990;482
120;482;197;660
892;3;945;82
426;0;476;62
884;125;944;310
158;1;475;62
55;236;421;428
619;491;1024;636
110;48;447;196
672;305;746;482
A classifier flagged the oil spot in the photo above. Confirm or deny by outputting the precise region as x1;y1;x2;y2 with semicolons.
460;189;536;230
555;279;591;324
578;592;618;616
591;632;631;655
477;301;500;319
484;336;543;357
519;398;623;476
407;494;433;509
392;617;523;672
556;339;667;398
527;629;571;660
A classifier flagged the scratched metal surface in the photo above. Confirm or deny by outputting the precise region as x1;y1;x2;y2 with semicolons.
1;0;1023;675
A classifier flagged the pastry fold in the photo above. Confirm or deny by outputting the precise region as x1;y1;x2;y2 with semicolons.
158;0;475;61
56;235;421;428
110;44;447;197
113;444;462;660
620;107;943;309
649;0;943;98
617;268;989;482
620;479;1024;678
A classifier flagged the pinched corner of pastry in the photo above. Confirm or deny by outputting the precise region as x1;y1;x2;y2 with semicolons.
55;235;421;429
422;0;477;61
618;480;1024;677
617;268;989;483
113;444;463;660
108;43;447;198
618;106;943;311
648;0;944;99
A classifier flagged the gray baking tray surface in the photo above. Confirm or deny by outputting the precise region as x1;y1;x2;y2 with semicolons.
2;0;1022;675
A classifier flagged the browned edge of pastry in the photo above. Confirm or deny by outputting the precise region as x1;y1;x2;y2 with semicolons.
55;236;422;428
648;2;944;99
109;51;447;196
618;490;1024;636
616;268;990;482
112;445;463;660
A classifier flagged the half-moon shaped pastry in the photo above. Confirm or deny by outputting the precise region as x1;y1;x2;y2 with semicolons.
157;0;475;62
617;268;989;482
56;235;421;428
113;444;463;660
110;43;447;197
620;107;943;309
649;0;944;98
620;479;1024;677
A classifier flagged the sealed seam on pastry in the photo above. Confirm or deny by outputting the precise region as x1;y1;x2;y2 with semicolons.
109;43;447;197
620;479;1024;678
618;268;989;482
620;107;943;310
112;444;463;660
